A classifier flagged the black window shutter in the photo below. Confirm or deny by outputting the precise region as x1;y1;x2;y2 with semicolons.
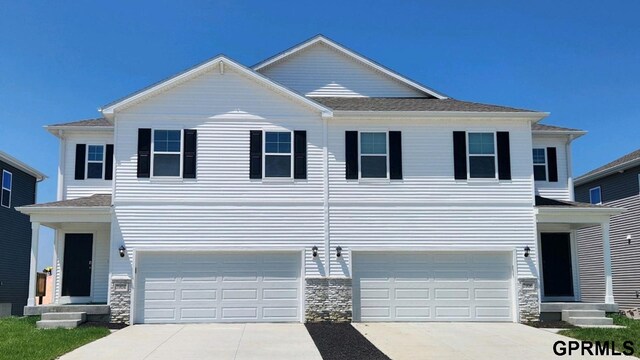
345;131;358;179
497;131;512;180
105;144;114;180
294;130;307;179
137;128;151;178
183;130;197;179
547;147;558;182
249;130;263;179
74;144;86;180
389;131;403;180
453;131;467;180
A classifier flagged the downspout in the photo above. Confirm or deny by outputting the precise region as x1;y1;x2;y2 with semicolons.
57;130;66;200
566;135;575;201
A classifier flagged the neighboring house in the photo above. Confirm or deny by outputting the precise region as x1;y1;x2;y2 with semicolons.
575;149;640;310
18;35;623;325
0;151;45;316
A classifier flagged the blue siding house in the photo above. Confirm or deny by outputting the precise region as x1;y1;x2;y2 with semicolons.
0;151;45;316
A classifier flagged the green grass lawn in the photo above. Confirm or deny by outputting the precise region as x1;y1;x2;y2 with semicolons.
559;314;640;357
0;316;110;360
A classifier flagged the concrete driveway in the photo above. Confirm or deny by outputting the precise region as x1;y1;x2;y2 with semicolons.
353;322;628;359
61;323;322;360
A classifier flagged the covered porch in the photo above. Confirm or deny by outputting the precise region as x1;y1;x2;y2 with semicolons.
535;196;624;323
17;194;112;314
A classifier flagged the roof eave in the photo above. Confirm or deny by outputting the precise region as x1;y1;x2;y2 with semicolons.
575;158;640;186
331;110;549;120
0;151;47;181
45;125;114;137
16;205;111;215
532;129;587;139
535;206;625;217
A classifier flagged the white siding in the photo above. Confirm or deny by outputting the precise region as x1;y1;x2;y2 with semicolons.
327;118;537;279
532;135;571;201
111;205;325;278
114;66;324;203
63;132;113;200
258;42;425;98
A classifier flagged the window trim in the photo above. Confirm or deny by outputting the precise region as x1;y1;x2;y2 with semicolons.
590;186;602;205
466;131;498;180
358;131;390;180
151;129;184;178
85;144;106;180
262;130;294;179
533;148;548;182
1;170;12;208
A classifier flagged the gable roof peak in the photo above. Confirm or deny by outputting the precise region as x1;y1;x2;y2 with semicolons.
253;34;447;99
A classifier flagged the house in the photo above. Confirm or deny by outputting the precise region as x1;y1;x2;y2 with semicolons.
0;151;45;316
18;35;624;326
574;149;640;311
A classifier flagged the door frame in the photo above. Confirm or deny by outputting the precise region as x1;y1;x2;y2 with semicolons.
130;248;306;325
59;231;97;304
537;231;580;302
350;247;518;323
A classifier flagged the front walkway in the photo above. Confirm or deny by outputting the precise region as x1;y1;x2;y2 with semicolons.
60;323;322;360
352;322;628;359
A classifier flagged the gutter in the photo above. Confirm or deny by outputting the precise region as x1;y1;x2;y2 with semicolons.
575;158;640;186
331;111;549;120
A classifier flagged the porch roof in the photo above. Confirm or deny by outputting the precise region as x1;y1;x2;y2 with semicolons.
534;196;624;227
16;194;112;226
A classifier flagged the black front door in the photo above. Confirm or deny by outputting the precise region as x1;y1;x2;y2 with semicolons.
541;233;574;297
61;234;93;297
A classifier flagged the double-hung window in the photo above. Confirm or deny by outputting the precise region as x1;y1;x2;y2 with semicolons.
468;132;496;178
86;145;105;179
153;130;182;177
360;132;388;178
533;148;547;181
1;170;12;208
264;131;292;178
590;186;602;205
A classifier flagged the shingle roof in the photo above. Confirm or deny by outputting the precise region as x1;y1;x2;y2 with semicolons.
535;196;604;208
311;97;537;112
577;149;640;182
532;123;584;132
48;118;113;127
24;194;112;208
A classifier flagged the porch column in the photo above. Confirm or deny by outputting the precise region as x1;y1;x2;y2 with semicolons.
26;222;40;306
601;221;615;304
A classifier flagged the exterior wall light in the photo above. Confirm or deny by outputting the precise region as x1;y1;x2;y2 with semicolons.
312;246;318;258
336;246;342;258
119;245;126;258
524;246;531;258
627;235;632;245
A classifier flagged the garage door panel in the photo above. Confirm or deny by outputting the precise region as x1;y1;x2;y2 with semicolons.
137;252;300;323
354;252;513;322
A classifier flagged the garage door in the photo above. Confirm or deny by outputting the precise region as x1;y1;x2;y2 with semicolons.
135;252;301;323
353;252;513;322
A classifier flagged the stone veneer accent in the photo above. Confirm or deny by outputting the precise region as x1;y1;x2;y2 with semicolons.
109;277;132;324
305;278;352;322
517;278;540;323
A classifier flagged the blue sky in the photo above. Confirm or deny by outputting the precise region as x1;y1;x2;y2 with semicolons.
1;1;638;268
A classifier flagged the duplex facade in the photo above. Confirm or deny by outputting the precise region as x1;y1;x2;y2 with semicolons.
19;36;622;324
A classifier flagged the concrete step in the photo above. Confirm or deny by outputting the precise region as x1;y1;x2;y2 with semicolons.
566;317;614;326
541;302;618;313
562;310;605;321
41;312;86;321
36;319;84;329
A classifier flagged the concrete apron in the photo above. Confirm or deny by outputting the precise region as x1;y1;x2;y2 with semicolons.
352;322;630;360
60;323;322;360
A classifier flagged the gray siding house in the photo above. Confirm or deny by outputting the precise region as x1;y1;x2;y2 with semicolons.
0;151;45;316
575;149;640;310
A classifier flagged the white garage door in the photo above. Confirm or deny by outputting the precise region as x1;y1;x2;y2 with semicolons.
135;252;301;323
353;252;514;322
